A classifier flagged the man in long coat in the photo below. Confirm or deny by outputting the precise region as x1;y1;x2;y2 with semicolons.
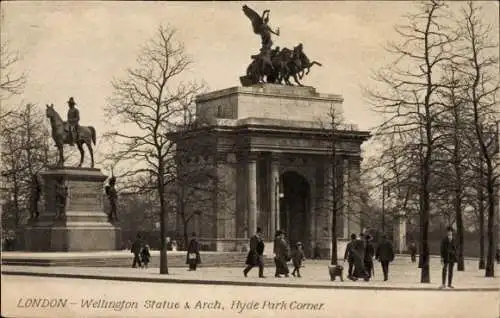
131;234;143;268
344;233;357;279
376;234;395;281
243;227;265;278
364;235;375;281
440;227;458;288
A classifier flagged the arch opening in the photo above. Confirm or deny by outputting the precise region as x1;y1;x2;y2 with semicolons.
279;171;311;250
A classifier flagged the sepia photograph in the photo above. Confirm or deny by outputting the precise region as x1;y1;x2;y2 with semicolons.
0;1;499;317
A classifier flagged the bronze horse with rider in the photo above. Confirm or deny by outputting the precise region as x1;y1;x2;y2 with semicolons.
244;44;322;86
45;104;97;168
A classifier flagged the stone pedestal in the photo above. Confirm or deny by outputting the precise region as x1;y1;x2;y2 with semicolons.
24;167;121;252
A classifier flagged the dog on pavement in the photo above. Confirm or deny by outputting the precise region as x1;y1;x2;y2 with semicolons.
328;264;344;281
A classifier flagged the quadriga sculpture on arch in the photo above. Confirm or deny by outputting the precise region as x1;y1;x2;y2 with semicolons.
241;5;322;87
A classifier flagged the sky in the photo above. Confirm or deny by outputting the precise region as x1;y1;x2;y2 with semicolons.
1;1;499;164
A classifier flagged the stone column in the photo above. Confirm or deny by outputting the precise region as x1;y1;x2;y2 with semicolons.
269;157;279;239
247;155;258;237
393;211;407;253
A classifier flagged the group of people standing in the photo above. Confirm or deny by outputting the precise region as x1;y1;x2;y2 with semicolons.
130;234;151;269
243;228;306;279
344;233;395;282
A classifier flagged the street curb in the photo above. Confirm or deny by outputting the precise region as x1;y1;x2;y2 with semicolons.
2;271;498;292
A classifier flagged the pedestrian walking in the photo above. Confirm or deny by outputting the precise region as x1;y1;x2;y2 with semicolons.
375;234;395;281
131;234;143;268
409;241;417;263
186;232;201;271
363;235;375;281
291;242;305;278
140;244;151;269
440;227;458;289
243;227;265;278
351;233;367;280
344;234;357;280
273;230;290;277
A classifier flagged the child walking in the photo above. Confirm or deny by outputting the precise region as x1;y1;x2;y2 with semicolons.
141;244;151;269
291;242;305;278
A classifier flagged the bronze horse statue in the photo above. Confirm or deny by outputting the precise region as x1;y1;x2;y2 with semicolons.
45;104;96;168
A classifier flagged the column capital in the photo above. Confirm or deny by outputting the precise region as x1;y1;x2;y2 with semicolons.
247;152;259;162
270;152;281;164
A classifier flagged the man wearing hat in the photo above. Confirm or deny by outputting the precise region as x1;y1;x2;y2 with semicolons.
243;227;265;278
67;97;80;146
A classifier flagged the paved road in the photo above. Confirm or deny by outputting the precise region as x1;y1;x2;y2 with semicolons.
3;258;499;290
2;275;499;318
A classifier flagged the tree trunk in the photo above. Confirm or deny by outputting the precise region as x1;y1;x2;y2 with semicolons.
485;164;495;277
455;194;464;271
478;177;485;269
420;157;431;283
420;195;431;283
158;162;169;275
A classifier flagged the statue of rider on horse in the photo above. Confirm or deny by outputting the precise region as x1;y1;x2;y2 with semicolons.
241;5;322;87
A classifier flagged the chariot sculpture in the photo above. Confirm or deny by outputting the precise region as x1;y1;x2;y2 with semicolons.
240;5;322;86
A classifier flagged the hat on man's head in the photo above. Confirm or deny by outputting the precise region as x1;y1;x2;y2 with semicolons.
67;97;76;105
296;241;303;246
275;230;283;237
256;227;262;233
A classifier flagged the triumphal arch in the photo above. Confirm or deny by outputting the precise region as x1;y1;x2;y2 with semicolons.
171;84;370;256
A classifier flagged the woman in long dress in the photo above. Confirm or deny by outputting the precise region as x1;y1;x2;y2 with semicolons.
273;231;290;277
186;232;201;271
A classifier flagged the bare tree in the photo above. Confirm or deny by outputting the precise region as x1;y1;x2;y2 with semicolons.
104;26;203;274
434;65;473;271
0;104;52;232
455;2;499;277
366;0;458;283
0;40;27;104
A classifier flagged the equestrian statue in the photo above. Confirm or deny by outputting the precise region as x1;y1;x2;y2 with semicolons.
45;97;96;168
241;5;322;87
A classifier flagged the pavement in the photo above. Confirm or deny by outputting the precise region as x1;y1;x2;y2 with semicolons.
3;275;499;318
2;256;499;291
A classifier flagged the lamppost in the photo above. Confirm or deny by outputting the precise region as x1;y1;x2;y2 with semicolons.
274;177;284;233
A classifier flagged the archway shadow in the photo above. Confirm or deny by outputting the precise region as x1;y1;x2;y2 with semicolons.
280;171;311;253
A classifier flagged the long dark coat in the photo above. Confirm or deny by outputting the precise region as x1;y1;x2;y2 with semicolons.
351;239;366;276
440;237;458;263
245;235;264;266
376;239;395;262
274;238;290;275
344;241;355;263
131;239;142;254
186;239;201;265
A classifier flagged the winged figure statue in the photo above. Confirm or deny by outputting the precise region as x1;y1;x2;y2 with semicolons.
242;5;280;50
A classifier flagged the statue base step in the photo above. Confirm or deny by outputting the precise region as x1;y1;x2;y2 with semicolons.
24;224;121;252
